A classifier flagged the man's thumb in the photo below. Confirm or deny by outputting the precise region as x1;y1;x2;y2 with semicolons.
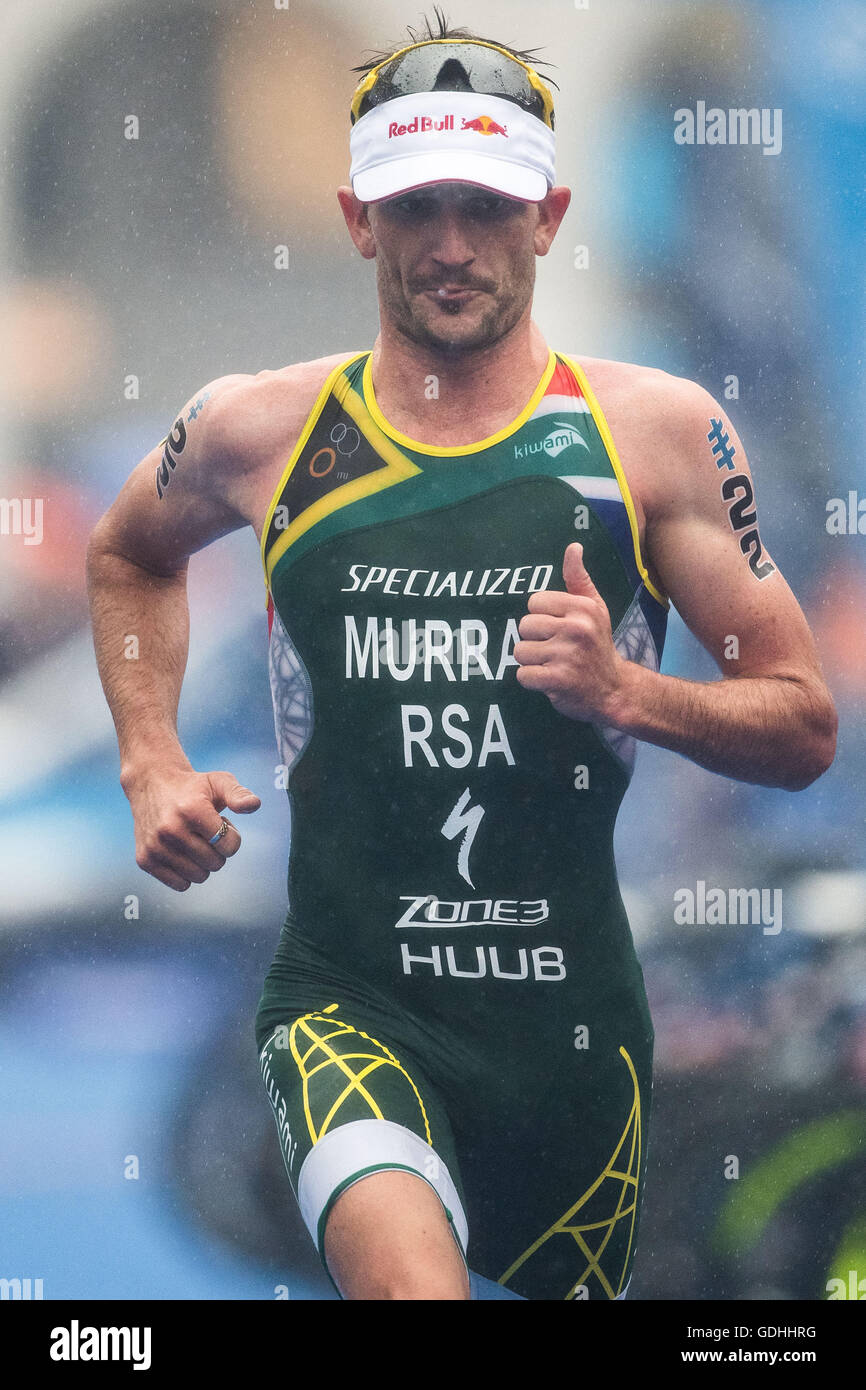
209;772;262;813
563;542;598;597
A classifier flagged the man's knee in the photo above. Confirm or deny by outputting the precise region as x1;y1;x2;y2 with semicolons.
367;1270;470;1300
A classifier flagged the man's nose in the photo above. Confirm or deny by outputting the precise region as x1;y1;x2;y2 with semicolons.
429;210;476;268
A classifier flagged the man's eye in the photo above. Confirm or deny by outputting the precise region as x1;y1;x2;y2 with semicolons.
467;196;512;217
391;197;433;216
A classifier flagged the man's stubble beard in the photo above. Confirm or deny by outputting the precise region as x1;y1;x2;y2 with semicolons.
376;260;534;358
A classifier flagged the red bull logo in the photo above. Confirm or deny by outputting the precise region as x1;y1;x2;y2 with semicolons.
461;115;509;137
386;114;509;139
388;116;456;137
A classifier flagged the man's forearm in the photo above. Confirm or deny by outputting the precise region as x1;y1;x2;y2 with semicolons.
608;660;836;790
86;535;193;784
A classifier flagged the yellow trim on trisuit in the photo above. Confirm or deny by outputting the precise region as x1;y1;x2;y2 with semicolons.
361;348;557;457
263;365;423;589
350;38;555;130
497;1045;642;1301
287;1004;433;1147
561;354;668;608
259;352;368;589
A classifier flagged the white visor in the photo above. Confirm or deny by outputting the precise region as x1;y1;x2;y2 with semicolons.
350;90;555;204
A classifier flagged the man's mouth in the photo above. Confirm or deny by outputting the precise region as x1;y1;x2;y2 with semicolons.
422;286;481;307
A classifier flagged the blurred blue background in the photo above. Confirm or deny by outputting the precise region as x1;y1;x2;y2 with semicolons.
0;0;863;1300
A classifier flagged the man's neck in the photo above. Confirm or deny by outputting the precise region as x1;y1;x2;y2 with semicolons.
368;313;552;447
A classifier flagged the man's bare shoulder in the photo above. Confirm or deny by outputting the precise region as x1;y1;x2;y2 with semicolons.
573;355;725;510
575;354;714;427
199;351;366;471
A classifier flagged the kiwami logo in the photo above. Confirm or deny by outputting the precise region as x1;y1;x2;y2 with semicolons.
514;422;589;460
50;1321;152;1371
543;422;589;458
441;788;484;887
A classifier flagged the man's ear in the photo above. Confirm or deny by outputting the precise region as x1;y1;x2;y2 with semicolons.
337;186;376;260
534;185;572;257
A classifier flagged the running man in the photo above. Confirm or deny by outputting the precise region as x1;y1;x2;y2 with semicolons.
87;16;836;1301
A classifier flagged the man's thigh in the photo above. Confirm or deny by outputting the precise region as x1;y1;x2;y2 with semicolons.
258;1001;470;1296
324;1169;470;1299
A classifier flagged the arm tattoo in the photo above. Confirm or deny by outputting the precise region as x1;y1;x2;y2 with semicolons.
707;416;776;580
155;392;211;499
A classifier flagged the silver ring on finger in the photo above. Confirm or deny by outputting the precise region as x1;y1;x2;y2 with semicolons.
208;818;230;846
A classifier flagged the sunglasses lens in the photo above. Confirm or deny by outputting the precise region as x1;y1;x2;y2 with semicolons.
357;43;551;127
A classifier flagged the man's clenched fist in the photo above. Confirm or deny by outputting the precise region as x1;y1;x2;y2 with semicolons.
123;765;261;892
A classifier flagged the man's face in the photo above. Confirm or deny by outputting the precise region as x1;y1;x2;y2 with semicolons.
364;182;542;355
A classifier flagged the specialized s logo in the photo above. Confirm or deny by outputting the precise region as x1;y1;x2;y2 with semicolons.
441;788;484;887
461;115;509;137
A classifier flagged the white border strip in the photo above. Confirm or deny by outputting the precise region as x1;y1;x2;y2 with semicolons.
297;1117;469;1256
531;393;591;417
558;474;623;501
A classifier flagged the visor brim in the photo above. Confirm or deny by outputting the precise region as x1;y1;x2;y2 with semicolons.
353;152;549;204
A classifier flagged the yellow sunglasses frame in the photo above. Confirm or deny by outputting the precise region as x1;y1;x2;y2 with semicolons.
350;38;555;130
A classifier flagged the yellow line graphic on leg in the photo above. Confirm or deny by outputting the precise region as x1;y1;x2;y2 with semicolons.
498;1045;642;1300
288;1004;433;1147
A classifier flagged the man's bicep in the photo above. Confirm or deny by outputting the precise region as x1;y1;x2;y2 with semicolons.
91;377;250;574
646;389;821;680
653;513;820;680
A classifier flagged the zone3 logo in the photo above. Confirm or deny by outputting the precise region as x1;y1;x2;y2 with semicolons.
707;417;776;580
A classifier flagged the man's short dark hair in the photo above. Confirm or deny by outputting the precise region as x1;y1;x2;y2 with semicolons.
353;5;555;80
